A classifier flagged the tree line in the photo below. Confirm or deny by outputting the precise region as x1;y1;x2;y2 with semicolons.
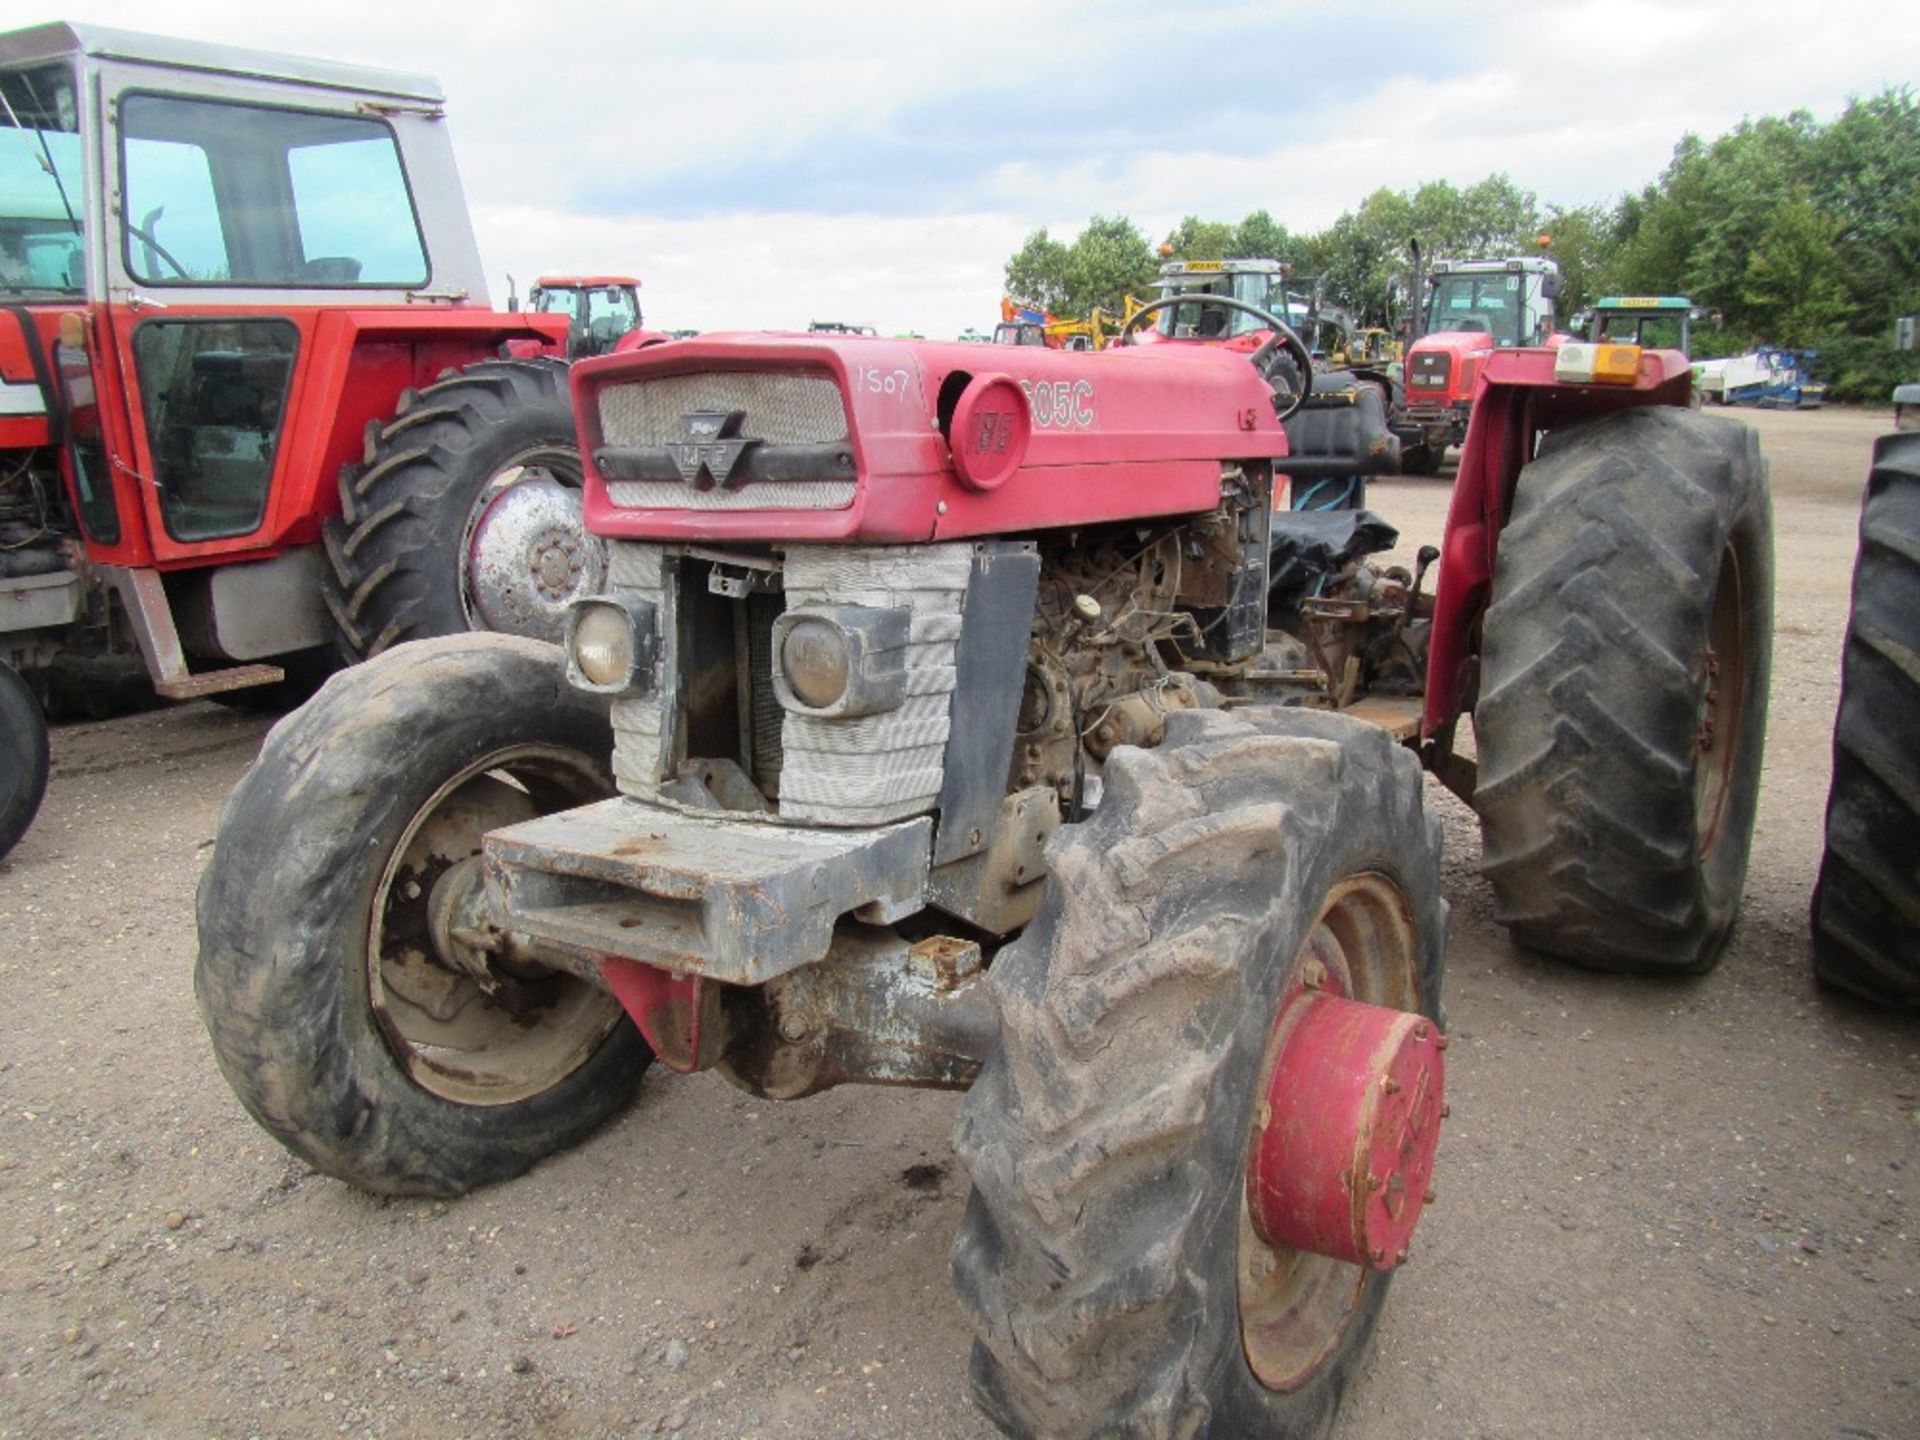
1002;88;1917;402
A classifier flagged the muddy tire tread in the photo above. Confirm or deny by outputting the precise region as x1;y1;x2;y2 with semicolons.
1473;406;1772;972
1811;432;1920;1006
0;659;50;860
952;707;1445;1439
194;634;648;1196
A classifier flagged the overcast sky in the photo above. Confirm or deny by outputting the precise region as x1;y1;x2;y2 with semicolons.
34;1;1920;336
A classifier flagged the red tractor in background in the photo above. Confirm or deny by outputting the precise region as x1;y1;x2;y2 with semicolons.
1395;252;1569;474
0;23;613;859
196;253;1773;1439
508;274;669;359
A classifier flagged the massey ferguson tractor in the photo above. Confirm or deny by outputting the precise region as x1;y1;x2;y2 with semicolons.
518;275;652;359
0;23;607;858
195;274;1773;1437
1396;253;1568;474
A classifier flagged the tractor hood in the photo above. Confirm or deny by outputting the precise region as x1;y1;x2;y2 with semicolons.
570;333;1289;545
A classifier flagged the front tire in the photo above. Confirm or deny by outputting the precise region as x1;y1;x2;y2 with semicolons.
1474;406;1773;972
952;707;1446;1439
195;634;649;1196
0;659;50;861
322;358;606;659
1811;433;1920;1006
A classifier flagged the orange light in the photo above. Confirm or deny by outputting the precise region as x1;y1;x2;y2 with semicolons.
1593;344;1642;383
57;311;87;350
1554;342;1643;386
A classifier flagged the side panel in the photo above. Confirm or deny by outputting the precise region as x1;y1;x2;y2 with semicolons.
97;305;565;564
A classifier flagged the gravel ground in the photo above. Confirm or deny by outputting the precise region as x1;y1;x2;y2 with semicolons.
1;404;1914;1440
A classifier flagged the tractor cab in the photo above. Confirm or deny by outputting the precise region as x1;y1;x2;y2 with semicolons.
1588;295;1694;356
1421;257;1562;349
1;21;572;840
0;23;514;572
1395;256;1566;470
1150;258;1293;340
528;276;643;358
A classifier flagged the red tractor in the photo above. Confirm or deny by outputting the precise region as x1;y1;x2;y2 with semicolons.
1396;253;1568;474
0;23;606;858
195;283;1772;1436
507;274;675;360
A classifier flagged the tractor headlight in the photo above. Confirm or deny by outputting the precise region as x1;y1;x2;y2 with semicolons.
780;616;853;709
772;605;909;718
564;595;657;695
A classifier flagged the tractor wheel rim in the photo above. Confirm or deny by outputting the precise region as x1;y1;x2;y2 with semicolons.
1238;872;1422;1393
366;744;623;1106
1694;541;1746;856
461;448;608;644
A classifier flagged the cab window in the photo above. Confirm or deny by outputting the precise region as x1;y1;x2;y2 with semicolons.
0;63;84;295
119;93;427;287
133;319;298;541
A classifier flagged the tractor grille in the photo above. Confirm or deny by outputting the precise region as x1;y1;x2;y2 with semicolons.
1407;351;1452;392
598;372;848;446
605;478;856;511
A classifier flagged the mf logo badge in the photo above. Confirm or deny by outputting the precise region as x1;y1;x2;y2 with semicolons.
668;410;757;488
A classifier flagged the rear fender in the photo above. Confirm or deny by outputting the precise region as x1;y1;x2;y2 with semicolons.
274;310;571;550
1421;347;1694;737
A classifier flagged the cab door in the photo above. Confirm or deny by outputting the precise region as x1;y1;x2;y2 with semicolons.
95;82;430;562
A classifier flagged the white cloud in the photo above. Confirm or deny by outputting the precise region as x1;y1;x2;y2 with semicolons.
25;0;1920;336
472;202;1030;337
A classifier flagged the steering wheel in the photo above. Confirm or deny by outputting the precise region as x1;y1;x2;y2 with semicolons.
1119;294;1315;421
126;206;191;281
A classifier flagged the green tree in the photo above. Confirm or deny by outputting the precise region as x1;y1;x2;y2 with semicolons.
1232;210;1289;260
996;90;1920;397
1539;204;1616;319
1806;89;1920;340
1162;216;1237;261
1741;189;1848;347
1061;215;1160;316
1004;228;1071;312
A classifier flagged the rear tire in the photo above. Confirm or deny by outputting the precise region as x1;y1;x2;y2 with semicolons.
195;634;649;1196
322;358;605;659
952;707;1446;1439
0;659;50;861
1473;406;1772;973
1811;433;1920;1006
